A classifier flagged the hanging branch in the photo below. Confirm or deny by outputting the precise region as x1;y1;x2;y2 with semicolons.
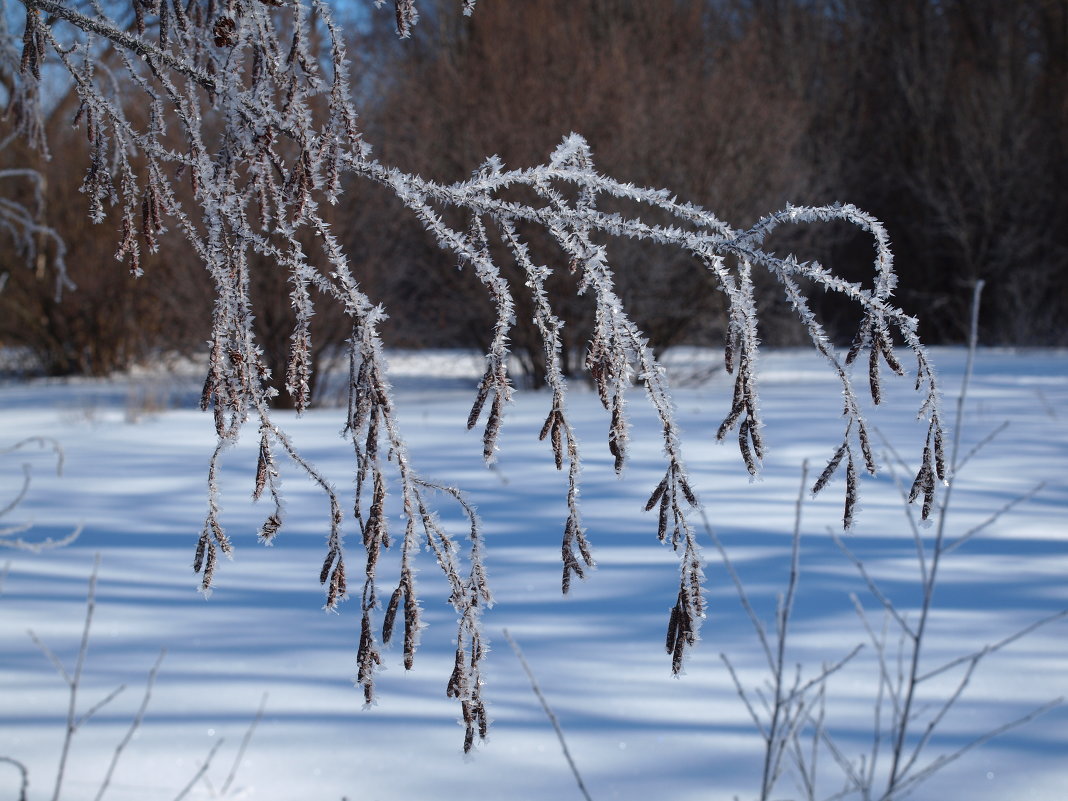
6;0;943;750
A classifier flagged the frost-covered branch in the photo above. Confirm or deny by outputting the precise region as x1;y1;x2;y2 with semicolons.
5;0;943;750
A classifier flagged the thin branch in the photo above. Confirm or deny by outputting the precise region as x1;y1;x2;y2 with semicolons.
761;463;810;800
890;698;1063;800
0;757;28;801
50;553;101;801
898;654;982;782
219;691;268;796
720;652;769;740
831;531;913;638
0;463;31;518
702;508;774;670
171;738;225;801
0;436;64;472
23;0;218;92
0;524;83;553
27;628;71;683
94;650;166;801
502;629;594;801
863;605;892;792
781;644;864;710
943;482;1045;555
74;684;125;730
884;280;986;796
953;420;1010;474
918;608;1068;684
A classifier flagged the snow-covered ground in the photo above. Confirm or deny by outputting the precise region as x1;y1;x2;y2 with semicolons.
1;347;1066;800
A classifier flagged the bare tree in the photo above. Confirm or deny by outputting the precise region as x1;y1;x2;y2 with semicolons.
3;0;944;751
831;0;1068;344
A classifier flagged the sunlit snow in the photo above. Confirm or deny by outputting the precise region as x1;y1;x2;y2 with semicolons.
1;347;1065;800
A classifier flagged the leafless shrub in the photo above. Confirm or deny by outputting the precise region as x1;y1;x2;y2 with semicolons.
713;283;1066;800
823;283;1067;799
4;0;943;749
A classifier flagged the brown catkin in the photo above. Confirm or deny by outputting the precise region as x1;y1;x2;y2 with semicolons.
665;603;681;654
259;514;281;542
645;476;668;512
319;548;336;585
869;344;882;405
881;335;904;375
253;434;270;500
812;444;846;495
382;585;403;643
739;418;757;475
844;454;858;529
657;492;669;542
859;423;876;474
933;422;946;481
467;375;490;430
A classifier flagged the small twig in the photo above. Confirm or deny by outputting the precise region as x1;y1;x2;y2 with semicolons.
0;436;64;472
219;692;268;796
74;684;126;730
898;654;982;781
28;628;71;683
943;482;1045;554
1;437;79;552
781;644;863;710
831;532;913;638
849;596;903;759
720;653;768;739
891;697;1063;799
94;650;166;801
0;524;83;553
873;431;928;585
950;279;986;475
171;738;225;801
702;508;774;670
50;553;101;801
502;628;593;801
953;420;1010;474
811;722;866;796
918;608;1068;684
0;464;32;518
0;756;29;801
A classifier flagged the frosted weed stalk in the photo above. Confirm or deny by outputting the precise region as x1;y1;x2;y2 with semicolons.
6;0;943;747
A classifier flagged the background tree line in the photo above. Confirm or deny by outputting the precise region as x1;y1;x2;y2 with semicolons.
2;0;1064;396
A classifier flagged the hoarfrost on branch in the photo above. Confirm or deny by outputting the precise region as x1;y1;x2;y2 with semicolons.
4;0;943;751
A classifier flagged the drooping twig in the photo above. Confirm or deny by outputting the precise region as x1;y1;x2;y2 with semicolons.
7;0;946;743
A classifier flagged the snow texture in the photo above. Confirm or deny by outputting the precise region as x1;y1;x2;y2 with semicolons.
1;347;1065;800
